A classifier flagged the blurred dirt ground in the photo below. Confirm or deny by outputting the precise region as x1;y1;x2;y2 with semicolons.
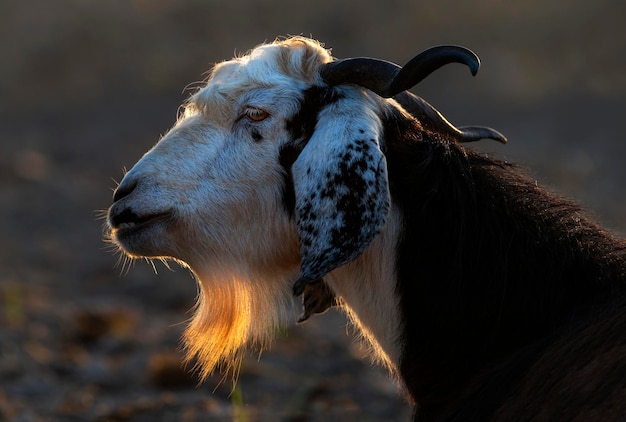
1;1;625;421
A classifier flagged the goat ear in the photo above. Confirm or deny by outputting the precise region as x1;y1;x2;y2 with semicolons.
291;107;390;295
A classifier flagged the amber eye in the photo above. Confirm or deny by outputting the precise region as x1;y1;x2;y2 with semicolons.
245;107;270;122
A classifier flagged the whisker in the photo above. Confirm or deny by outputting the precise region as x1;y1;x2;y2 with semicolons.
94;209;109;221
146;258;158;274
117;254;135;276
159;258;175;272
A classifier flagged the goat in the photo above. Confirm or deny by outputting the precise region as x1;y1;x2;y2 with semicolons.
107;37;626;421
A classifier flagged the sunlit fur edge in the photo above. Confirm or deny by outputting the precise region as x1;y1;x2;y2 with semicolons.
181;267;293;382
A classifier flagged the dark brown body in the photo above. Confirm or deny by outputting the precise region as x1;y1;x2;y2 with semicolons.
381;107;626;421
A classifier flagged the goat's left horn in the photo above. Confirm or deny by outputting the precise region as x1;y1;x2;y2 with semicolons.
393;91;507;144
321;45;480;98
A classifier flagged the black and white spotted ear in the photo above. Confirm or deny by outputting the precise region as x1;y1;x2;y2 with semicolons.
291;104;390;296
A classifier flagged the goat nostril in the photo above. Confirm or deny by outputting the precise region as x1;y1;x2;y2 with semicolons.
113;180;138;202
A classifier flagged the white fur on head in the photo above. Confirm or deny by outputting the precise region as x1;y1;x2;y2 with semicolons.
108;36;400;381
109;38;334;379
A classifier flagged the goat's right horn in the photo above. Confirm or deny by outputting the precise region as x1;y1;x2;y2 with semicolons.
321;45;480;98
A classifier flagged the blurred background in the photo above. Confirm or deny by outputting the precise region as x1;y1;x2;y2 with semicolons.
1;0;625;420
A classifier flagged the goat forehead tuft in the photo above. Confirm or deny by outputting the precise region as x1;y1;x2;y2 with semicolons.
188;37;333;118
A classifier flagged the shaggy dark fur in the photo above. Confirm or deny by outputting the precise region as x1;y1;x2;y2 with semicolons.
383;107;626;421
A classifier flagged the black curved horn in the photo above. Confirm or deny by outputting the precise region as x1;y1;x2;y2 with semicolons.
321;57;400;98
321;45;480;98
387;46;479;96
456;126;507;144
393;91;507;144
321;45;506;144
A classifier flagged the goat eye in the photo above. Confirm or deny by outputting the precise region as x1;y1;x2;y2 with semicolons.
245;107;270;122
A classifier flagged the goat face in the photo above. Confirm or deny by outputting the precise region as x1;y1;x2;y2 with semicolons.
106;38;391;377
107;86;305;273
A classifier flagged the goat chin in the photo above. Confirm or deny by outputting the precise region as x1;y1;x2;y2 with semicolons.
182;265;294;381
